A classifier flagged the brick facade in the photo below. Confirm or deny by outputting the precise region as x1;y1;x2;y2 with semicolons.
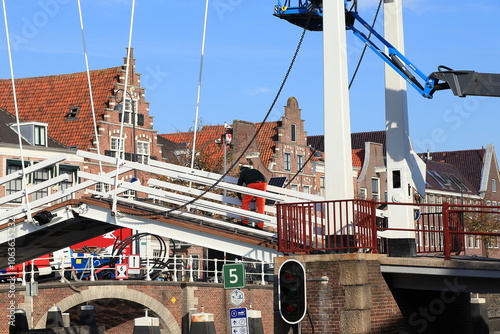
0;281;273;334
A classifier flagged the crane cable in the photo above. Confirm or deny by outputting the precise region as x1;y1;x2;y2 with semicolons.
162;19;309;214
116;21;310;218
112;0;136;215
190;0;210;171
77;0;103;175
1;0;33;222
348;0;383;89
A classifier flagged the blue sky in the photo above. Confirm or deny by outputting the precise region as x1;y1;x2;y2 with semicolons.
0;0;499;154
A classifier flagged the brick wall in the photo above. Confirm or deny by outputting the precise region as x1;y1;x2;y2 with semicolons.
0;281;273;334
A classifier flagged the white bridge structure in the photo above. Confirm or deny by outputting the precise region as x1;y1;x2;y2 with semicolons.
0;150;323;268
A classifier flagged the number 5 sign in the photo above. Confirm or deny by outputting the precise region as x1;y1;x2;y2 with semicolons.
223;263;246;289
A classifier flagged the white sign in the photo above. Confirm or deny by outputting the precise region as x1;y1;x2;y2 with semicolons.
128;255;141;274
115;264;129;279
229;308;248;334
229;289;245;307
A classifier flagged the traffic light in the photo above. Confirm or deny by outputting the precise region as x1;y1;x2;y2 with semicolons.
278;259;307;324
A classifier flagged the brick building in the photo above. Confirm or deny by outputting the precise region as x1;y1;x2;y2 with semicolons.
159;97;318;194
0;49;162;195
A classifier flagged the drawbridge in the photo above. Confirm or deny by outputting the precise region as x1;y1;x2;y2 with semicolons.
0;151;323;268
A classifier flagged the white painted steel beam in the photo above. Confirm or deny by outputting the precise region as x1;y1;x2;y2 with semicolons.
0;154;67;186
75;202;279;262
0;168;131;224
383;0;422;238
78;150;322;203
78;171;276;225
86;191;275;238
323;0;354;200
0;174;69;206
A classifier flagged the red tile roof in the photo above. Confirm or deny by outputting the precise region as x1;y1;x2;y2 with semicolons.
160;122;281;169
255;121;279;166
159;125;227;171
0;67;121;149
352;149;364;168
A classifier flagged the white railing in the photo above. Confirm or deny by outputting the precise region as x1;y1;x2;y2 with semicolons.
0;254;274;286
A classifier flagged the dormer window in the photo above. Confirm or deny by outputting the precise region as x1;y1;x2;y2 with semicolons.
65;106;79;119
10;122;48;147
34;125;47;146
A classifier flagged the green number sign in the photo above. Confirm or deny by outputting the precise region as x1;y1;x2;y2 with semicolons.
223;263;246;289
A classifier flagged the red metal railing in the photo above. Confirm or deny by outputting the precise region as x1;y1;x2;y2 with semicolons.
276;200;500;259
277;199;378;254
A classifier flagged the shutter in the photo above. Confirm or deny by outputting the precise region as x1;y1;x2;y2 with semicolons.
137;113;145;126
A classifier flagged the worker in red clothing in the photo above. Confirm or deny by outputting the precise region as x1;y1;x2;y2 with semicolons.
237;165;267;229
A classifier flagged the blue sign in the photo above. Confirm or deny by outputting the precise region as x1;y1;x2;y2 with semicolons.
229;307;248;333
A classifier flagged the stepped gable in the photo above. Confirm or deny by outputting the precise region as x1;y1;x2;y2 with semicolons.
419;149;485;192
0;67;121;150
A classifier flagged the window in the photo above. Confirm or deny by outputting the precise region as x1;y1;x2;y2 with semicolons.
118;98;140;126
303;186;310;194
284;153;291;171
493;179;497;193
137;141;150;164
371;178;379;201
359;188;367;200
291;184;298;192
110;137;125;158
6;161;24;203
58;165;79;202
429;194;435;213
320;176;325;197
34;125;47;146
96;182;110;193
297;155;303;172
33;167;51;200
291;124;296;142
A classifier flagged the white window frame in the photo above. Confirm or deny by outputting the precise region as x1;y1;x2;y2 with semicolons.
34;125;47;147
137;141;150;164
297;155;303;172
371;177;379;201
110;137;125;159
284;153;291;171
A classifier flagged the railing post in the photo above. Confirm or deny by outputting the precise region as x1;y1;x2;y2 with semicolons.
371;200;379;253
145;254;151;281
21;262;26;286
214;259;218;283
443;202;451;260
188;255;194;282
89;255;95;281
260;260;265;285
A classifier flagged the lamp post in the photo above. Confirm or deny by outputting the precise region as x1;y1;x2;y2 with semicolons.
215;123;232;175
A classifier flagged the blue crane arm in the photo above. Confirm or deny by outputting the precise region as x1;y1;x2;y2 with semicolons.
274;0;500;98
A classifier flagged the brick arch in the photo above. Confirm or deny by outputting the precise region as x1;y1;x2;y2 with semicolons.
35;285;181;334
